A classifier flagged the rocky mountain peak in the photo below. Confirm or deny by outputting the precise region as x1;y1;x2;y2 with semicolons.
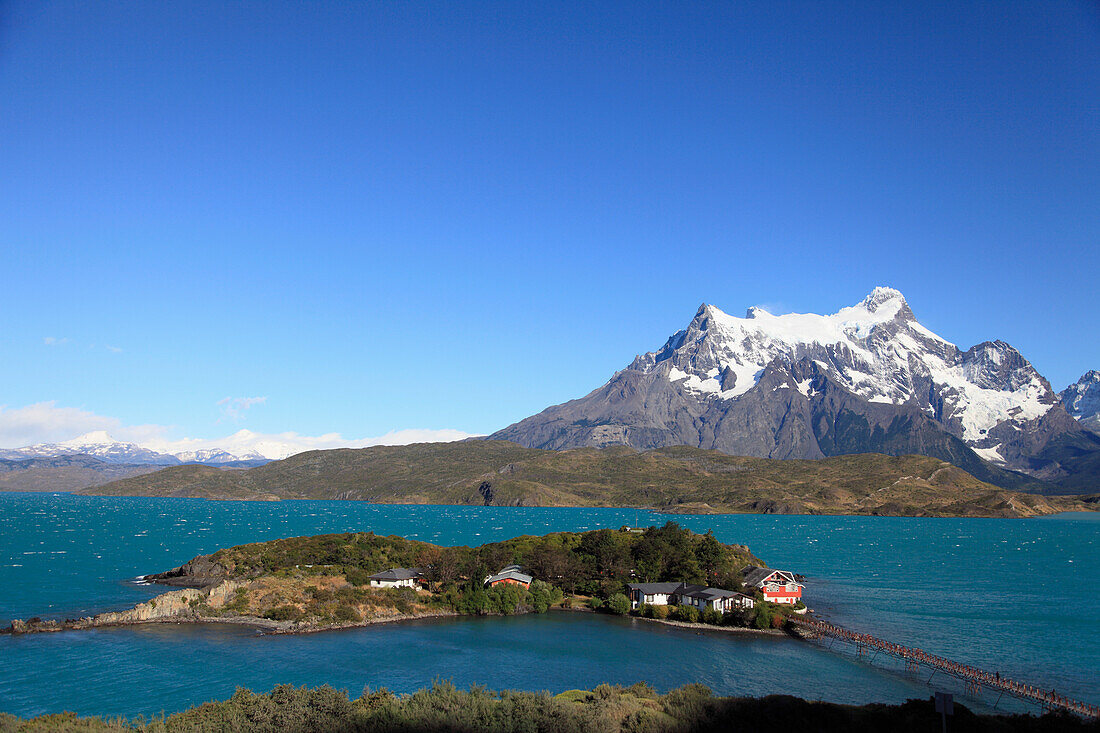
744;305;765;319
491;289;1093;484
1060;370;1100;428
860;286;906;310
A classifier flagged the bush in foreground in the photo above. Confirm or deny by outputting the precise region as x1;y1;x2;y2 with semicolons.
1;682;1094;733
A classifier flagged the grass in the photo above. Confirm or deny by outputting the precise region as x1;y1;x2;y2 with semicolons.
82;440;1090;517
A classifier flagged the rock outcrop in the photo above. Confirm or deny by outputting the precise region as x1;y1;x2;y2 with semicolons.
5;580;245;634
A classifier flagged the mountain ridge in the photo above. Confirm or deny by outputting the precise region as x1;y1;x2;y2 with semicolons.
1061;370;1100;432
491;288;1099;493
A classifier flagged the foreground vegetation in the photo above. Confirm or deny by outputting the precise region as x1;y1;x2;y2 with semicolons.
81;441;1089;517
2;681;1094;732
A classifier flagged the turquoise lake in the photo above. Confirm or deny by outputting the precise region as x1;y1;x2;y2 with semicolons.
0;492;1097;719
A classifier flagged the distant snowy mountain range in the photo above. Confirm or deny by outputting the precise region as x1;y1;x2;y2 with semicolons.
0;431;272;467
492;287;1100;492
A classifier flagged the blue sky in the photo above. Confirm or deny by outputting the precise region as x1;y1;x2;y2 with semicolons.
1;1;1098;449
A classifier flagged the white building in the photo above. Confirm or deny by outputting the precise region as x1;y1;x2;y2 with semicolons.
368;567;425;588
626;582;755;612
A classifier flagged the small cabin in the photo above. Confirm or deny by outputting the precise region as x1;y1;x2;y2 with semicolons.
627;582;685;610
368;567;425;589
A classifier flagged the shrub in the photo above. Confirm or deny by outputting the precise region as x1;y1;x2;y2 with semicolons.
447;586;491;615
488;583;526;615
333;604;362;623
263;605;302;622
599;579;625;598
672;605;700;624
625;681;657;699
701;608;722;625
639;602;670;620
752;604;773;630
662;683;713;719
345;568;373;586
586;597;603;611
306;587;334;602
594;683;618;700
224;587;251;613
382;586;419;614
721;610;745;627
527;579;555;613
606;593;631;616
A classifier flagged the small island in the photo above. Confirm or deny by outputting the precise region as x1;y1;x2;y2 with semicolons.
5;523;804;635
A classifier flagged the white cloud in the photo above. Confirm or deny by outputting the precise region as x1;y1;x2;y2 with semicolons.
217;396;268;421
42;337;69;346
0;402;156;447
105;345;124;353
0;401;479;459
145;427;480;460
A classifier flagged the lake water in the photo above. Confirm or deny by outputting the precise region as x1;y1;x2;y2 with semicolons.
0;492;1096;719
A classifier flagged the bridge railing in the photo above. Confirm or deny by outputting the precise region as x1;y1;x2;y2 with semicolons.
789;616;1098;719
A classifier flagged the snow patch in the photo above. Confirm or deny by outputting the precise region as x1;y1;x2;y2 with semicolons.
973;444;1006;465
651;287;1057;454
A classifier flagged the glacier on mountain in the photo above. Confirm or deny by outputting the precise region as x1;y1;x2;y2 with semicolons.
633;287;1055;448
492;287;1093;486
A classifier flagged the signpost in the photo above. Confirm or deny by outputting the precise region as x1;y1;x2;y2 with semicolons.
935;692;954;733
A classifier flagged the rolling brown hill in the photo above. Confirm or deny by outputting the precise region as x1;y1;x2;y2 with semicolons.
80;440;1089;517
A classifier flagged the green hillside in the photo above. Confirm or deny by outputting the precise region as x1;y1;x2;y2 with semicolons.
80;440;1090;517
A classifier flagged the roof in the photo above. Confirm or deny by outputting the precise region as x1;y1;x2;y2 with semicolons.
629;582;752;602
485;569;533;585
684;588;754;602
627;582;687;594
369;567;425;581
742;565;801;588
499;564;524;573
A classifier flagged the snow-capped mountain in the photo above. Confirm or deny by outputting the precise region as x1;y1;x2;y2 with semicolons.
492;288;1098;489
0;431;271;466
1060;370;1100;431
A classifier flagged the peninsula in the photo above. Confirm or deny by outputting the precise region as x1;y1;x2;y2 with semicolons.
6;523;794;636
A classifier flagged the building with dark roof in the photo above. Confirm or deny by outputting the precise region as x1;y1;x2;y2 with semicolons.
627;581;755;612
368;567;426;589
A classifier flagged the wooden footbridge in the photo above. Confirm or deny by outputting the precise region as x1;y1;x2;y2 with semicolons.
789;617;1099;719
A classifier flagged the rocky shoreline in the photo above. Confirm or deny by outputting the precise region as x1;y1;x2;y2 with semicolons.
632;615;786;636
3;585;792;638
3;579;464;636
